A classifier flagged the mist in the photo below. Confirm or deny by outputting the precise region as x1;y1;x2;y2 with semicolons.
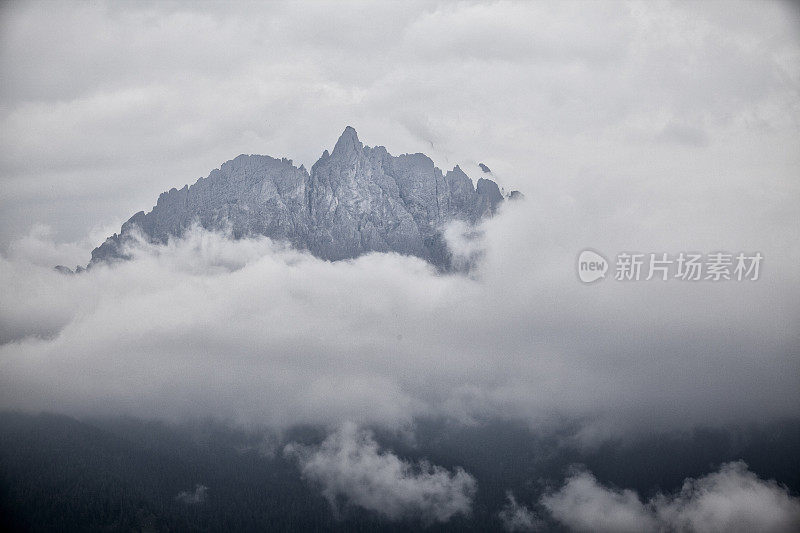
1;1;799;530
1;197;797;440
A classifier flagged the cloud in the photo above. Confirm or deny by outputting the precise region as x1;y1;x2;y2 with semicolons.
176;484;208;505
0;2;797;525
540;462;800;533
653;462;800;533
1;1;798;248
284;422;476;523
656;122;710;147
499;491;544;532
0;194;798;440
2;0;800;429
541;469;658;532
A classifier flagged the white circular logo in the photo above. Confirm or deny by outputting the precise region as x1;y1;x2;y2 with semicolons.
577;250;608;283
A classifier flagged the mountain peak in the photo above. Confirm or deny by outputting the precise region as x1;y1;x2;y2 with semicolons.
332;126;362;156
87;127;512;271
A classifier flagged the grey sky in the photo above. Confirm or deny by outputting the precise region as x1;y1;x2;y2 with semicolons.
0;0;798;256
0;3;800;428
1;5;799;525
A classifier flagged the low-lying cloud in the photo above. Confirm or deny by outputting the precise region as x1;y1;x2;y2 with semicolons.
0;197;798;441
499;491;543;532
527;461;800;532
284;422;476;523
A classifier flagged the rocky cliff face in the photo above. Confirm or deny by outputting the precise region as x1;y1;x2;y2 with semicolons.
89;127;515;270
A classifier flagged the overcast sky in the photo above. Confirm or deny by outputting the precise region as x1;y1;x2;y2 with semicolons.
2;0;799;440
1;2;800;527
0;0;798;255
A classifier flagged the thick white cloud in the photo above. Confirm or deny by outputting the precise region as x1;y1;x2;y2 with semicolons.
542;471;659;532
0;2;797;527
0;0;798;447
284;422;476;523
0;194;798;439
539;462;800;533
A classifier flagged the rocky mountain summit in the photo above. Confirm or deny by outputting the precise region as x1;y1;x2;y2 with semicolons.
85;127;518;271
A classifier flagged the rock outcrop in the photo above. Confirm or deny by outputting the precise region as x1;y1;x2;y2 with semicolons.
88;127;518;270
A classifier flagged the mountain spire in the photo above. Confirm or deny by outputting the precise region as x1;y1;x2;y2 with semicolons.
331;126;362;156
85;126;511;272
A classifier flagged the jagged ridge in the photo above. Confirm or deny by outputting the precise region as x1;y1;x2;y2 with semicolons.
87;127;518;270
